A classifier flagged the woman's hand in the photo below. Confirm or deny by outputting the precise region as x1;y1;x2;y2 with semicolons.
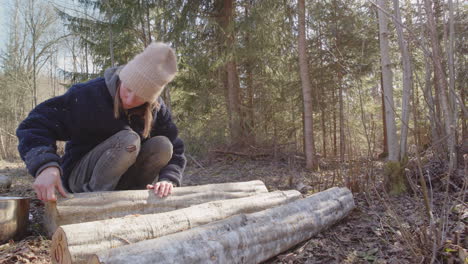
33;167;68;202
146;180;173;198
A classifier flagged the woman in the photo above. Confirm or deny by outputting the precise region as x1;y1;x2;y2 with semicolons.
16;42;186;202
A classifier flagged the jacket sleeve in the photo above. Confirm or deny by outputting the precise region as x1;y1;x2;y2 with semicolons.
151;98;187;186
16;90;72;177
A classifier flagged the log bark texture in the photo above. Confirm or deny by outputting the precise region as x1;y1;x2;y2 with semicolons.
51;190;300;264
89;187;354;264
45;180;268;236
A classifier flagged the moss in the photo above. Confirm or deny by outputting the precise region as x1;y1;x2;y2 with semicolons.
383;159;408;195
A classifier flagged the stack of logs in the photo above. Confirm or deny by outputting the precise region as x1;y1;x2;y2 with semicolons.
46;180;355;264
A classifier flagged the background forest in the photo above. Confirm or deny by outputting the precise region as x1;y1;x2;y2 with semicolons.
1;0;466;166
0;0;466;263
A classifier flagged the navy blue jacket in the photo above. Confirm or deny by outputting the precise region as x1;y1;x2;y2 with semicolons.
16;67;186;190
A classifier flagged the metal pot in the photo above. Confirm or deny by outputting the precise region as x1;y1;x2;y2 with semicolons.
0;197;30;242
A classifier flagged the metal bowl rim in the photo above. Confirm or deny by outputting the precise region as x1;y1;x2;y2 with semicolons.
0;196;31;200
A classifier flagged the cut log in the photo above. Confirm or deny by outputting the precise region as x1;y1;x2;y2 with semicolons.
89;187;354;264
45;180;268;236
51;190;301;264
0;175;12;191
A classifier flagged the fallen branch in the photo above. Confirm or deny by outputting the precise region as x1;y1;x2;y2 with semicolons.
186;154;205;169
212;149;269;157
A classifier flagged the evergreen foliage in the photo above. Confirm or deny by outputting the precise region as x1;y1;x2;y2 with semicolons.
0;0;465;184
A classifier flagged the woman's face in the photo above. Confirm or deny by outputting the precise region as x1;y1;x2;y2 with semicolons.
119;82;146;109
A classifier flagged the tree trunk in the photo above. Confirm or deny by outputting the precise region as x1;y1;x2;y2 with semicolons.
244;2;255;144
318;37;327;158
217;0;243;145
32;25;37;107
298;0;317;169
378;0;407;194
333;87;337;157
413;79;421;147
246;61;255;143
345;108;354;159
291;98;298;154
357;81;372;157
393;0;413;160
105;0;115;67
447;0;458;165
423;55;439;145
380;71;388;158
163;86;172;112
0;134;7;159
321;106;327;158
84;41;89;79
161;16;170;109
44;181;268;236
462;80;467;140
51;190;300;264
227;61;242;143
145;0;152;42
377;0;398;162
108;29;114;67
138;0;147;46
89;187;354;264
447;0;455;106
424;0;457;172
339;81;345;162
71;40;78;83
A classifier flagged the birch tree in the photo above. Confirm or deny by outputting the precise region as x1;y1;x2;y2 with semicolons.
377;0;408;194
392;0;412;160
22;0;61;107
377;0;398;162
0;0;62;157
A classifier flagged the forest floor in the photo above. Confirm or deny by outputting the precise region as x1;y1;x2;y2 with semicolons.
0;153;466;264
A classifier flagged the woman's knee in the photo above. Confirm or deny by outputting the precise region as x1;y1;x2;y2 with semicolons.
69;130;141;192
141;136;173;164
107;130;141;166
114;130;141;154
150;136;172;150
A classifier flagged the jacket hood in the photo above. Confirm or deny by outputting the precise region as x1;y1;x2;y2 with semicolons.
104;66;124;99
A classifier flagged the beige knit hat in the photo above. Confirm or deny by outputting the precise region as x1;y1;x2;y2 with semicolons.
119;42;177;102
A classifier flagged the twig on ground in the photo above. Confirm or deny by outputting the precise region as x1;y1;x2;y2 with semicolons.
187;154;205;169
212;149;269;157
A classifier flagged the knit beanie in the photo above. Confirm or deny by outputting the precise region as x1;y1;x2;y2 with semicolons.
119;42;177;102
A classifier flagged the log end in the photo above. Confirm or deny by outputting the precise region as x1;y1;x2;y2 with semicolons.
51;227;72;264
44;202;59;237
252;180;268;193
87;255;101;264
